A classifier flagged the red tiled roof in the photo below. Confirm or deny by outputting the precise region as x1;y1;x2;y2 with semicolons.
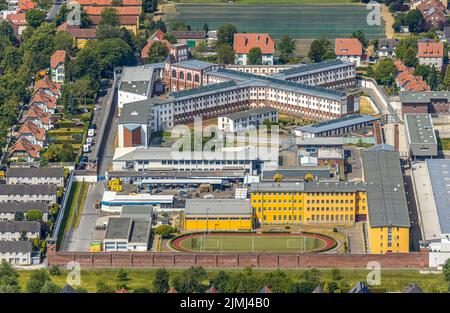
6;13;27;26
51;50;67;69
417;42;444;58
395;60;430;92
83;6;140;16
18;0;37;11
21;106;51;125
10;137;41;159
89;15;138;25
151;29;165;41
74;0;142;5
335;38;363;56
34;78;61;95
57;22;97;39
233;33;275;54
18;121;46;141
141;39;171;59
31;91;57;109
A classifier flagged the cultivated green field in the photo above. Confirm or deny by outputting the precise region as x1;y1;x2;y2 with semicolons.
177;235;329;252
164;4;386;40
16;268;449;292
176;0;357;3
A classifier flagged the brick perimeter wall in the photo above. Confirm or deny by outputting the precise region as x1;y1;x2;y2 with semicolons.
47;248;429;269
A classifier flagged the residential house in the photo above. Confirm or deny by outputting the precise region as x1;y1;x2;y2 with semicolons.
377;38;399;58
21;106;52;130
18;0;36;11
335;38;363;66
57;22;97;49
17;121;46;148
233;33;275;65
73;0;142;6
34;77;61;99
6;13;27;35
394;60;430;92
6;167;65;187
0;184;58;204
83;6;140;35
9;138;41;162
416;0;447;30
0;241;33;265
0;221;40;241
30;91;57;115
0;202;49;222
50;50;67;84
417;41;444;69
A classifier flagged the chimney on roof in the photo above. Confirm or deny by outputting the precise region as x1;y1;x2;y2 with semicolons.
244;38;248;46
265;37;268;46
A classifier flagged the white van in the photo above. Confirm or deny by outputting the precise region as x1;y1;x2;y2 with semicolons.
88;128;95;137
86;137;93;144
83;144;91;153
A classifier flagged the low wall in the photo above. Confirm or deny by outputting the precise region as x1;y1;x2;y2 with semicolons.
47;247;429;269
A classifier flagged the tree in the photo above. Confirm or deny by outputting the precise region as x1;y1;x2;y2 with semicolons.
55;31;74;51
40;280;61;293
427;66;440;90
273;173;283;182
247;47;262;65
304;173;314;182
153;268;169;293
155;225;175;238
133;287;150;293
163;33;177;44
116;268;130;290
143;0;158;13
351;30;368;48
14;212;24;221
217;24;237;46
308;37;334;63
405;9;424;33
0;261;20;293
26;210;44;221
217;44;235;64
300;268;321;283
25;9;47;29
211;271;229;293
374;58;398;86
26;269;51;293
444;259;450;282
203;22;209;34
99;7;120;27
443;66;450;90
80;11;94;28
331;268;342;281
172;267;208;293
96;280;114;293
278;35;296;64
146;41;169;63
169;20;189;32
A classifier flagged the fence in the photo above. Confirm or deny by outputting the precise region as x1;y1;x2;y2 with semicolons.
358;76;395;116
52;170;75;248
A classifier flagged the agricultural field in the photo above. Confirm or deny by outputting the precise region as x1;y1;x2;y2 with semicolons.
172;232;336;252
175;0;356;3
163;3;386;40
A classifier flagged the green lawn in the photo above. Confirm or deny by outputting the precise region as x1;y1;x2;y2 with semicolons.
16;268;449;293
438;137;450;150
177;235;329;252
165;3;385;40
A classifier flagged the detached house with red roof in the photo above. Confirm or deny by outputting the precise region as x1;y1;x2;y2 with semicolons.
34;77;61;99
335;38;363;66
17;121;46;148
394;60;430;92
9;138;41;162
233;33;275;65
21;106;52;130
18;0;37;12
417;41;444;70
6;13;27;35
50;50;67;84
30;91;57;114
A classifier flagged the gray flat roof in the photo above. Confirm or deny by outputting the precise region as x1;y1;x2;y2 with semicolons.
121;205;153;216
0;221;41;233
0;241;32;253
221;107;277;121
261;167;331;180
119;65;154;96
275;59;354;78
295;114;379;134
109;169;245;178
173;59;216;70
249;181;366;193
0;184;57;195
129;220;151;244
119;100;151;124
0;202;49;213
404;114;437;145
185;199;251;215
362;150;410;228
426;159;450;235
400;91;450;103
6;167;64;178
296;137;345;146
171;80;238;100
105;217;132;240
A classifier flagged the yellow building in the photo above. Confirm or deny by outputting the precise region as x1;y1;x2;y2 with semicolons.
362;149;410;254
184;199;253;231
250;182;367;225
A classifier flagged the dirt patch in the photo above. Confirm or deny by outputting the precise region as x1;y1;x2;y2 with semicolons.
381;4;395;38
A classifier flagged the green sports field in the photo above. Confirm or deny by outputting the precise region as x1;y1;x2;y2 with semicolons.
174;234;333;252
164;4;386;40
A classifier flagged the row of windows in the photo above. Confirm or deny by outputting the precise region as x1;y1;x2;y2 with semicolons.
252;192;359;196
186;217;251;221
253;198;359;204
255;206;355;212
263;214;353;222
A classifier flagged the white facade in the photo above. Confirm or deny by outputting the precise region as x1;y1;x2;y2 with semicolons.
418;56;443;69
218;109;278;133
101;191;174;213
336;55;361;67
6;176;64;187
235;53;274;66
0;250;32;265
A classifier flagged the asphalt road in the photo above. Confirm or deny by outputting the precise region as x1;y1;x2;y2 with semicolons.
46;0;65;21
97;88;118;176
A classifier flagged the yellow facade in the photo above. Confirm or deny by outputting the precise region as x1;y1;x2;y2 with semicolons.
367;226;409;254
250;190;367;225
184;215;253;231
75;38;96;49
